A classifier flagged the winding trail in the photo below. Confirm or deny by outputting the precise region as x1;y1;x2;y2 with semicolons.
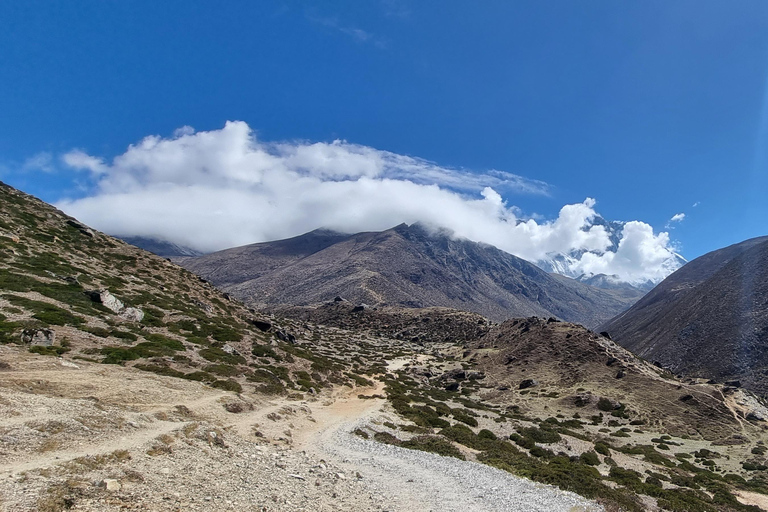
296;383;603;512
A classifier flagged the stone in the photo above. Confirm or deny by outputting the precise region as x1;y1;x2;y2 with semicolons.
276;330;297;344
20;328;55;346
66;219;94;237
747;411;765;422
615;370;626;379
444;381;460;392
351;304;369;313
519;378;539;390
99;479;121;491
443;369;466;381
222;344;239;355
251;319;272;332
573;393;593;407
725;380;742;388
120;307;144;322
194;300;213;314
91;289;124;314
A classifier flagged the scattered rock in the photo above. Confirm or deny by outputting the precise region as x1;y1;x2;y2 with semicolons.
615;370;626;379
351;304;369;313
518;379;539;390
251;319;273;332
99;479;121;491
66;219;94;237
20;328;55;346
90;289;124;314
194;300;213;314
444;382;460;392
222;344;240;355
333;296;345;302
443;369;466;381
120;307;144;322
276;330;297;344
572;393;594;407
747;411;765;422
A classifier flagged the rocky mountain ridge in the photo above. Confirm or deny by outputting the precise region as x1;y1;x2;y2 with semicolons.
601;235;768;396
179;223;642;328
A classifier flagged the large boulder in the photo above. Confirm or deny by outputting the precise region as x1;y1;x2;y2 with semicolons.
90;290;124;314
21;328;55;346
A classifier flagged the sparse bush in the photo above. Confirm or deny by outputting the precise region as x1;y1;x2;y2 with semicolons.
210;379;242;393
580;451;600;466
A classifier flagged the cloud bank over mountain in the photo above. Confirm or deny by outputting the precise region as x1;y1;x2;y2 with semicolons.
56;121;682;284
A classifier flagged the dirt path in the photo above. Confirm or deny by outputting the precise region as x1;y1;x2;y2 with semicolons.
0;418;184;475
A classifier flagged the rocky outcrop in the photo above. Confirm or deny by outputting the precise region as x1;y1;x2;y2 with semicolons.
20;328;55;346
89;289;144;322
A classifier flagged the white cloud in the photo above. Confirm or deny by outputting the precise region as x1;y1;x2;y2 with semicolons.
55;121;682;284
669;213;685;222
692;201;700;207
571;222;682;284
22;152;55;173
61;150;108;175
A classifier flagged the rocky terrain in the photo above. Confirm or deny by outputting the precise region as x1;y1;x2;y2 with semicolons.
601;236;768;395
179;223;640;328
2;181;768;511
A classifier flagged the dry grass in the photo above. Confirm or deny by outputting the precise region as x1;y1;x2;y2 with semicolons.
64;450;132;473
36;438;63;453
31;420;67;434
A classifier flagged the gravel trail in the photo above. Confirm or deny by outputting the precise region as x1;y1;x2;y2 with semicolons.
306;401;603;512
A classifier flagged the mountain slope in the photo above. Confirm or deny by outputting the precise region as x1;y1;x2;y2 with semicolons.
180;223;641;327
118;236;205;258
601;235;768;395
3;181;768;511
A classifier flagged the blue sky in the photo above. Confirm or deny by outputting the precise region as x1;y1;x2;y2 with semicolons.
1;1;767;275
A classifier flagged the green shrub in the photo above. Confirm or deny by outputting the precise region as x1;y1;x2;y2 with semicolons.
594;443;611;456
100;335;184;364
478;429;497;440
401;435;466;460
110;329;138;342
251;344;280;359
452;410;478;427
519;426;561;444
5;296;85;326
210;379;242;393
199;347;246;365
580;451;600;466
29;345;70;356
597;398;616;411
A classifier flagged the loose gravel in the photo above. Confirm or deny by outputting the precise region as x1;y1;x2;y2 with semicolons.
317;417;604;512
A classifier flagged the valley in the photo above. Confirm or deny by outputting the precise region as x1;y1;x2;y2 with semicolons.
1;181;768;511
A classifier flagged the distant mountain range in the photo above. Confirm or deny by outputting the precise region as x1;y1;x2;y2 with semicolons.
601;235;768;395
177;223;644;327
